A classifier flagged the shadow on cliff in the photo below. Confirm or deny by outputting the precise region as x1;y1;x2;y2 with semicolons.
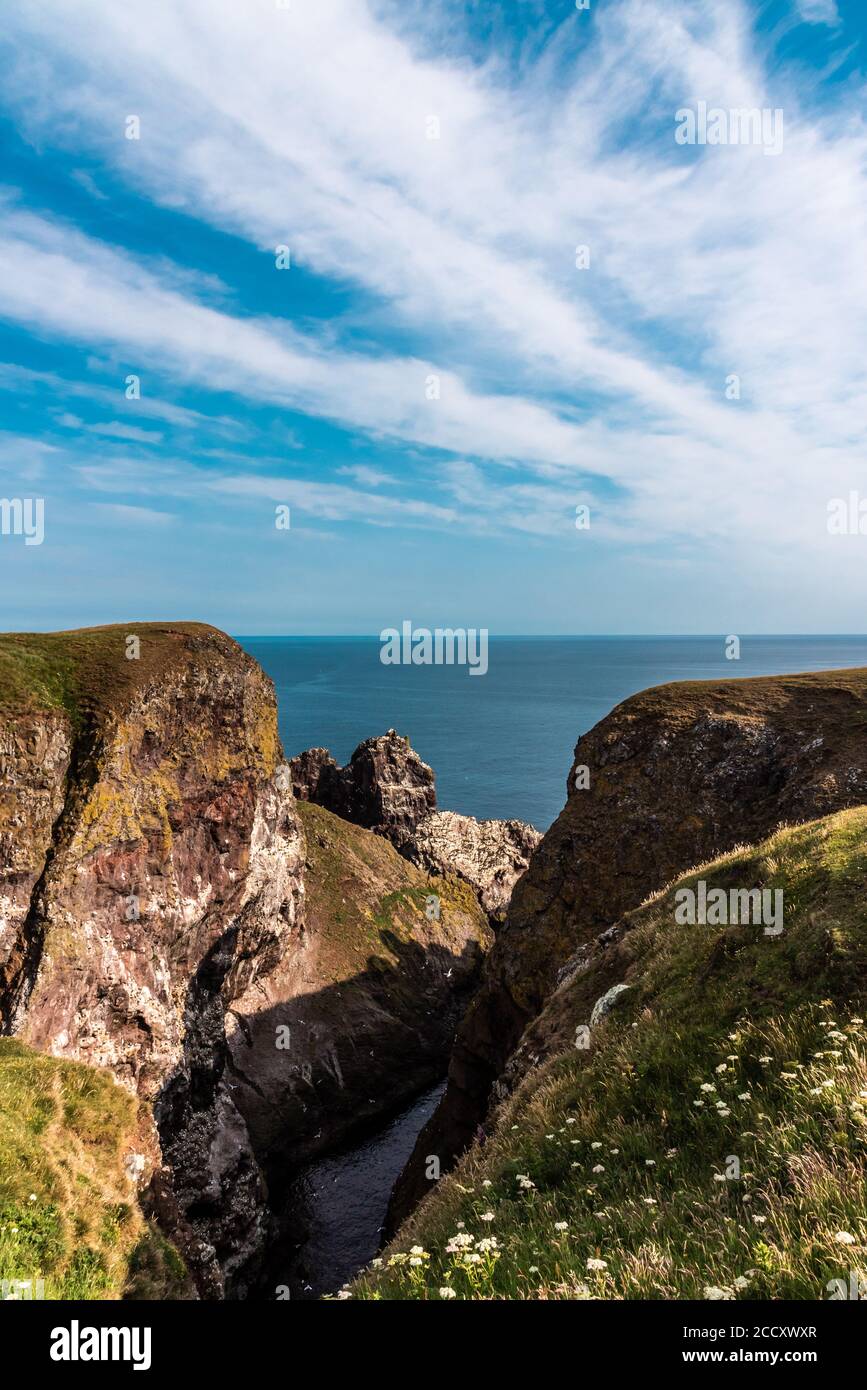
227;925;486;1191
149;921;486;1293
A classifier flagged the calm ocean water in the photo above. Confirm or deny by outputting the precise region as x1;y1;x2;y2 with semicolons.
237;636;867;830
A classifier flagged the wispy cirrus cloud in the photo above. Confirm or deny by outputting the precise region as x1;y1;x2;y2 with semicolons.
0;0;866;630
0;202;618;474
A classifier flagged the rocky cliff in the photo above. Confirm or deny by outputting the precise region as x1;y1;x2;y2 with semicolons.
390;666;867;1225
401;810;541;920
290;730;540;919
0;625;492;1299
0;623;304;1295
226;798;491;1169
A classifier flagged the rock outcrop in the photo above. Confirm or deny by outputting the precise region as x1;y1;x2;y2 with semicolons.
401;810;541;920
290;730;436;842
389;665;867;1226
290;731;539;919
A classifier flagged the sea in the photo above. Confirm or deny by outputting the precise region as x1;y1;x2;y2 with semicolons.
237;636;867;832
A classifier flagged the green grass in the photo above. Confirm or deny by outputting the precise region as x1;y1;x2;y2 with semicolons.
0;622;233;724
296;799;490;978
0;1039;190;1299
350;808;867;1300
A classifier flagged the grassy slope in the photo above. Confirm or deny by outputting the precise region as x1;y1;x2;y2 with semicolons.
0;622;235;722
0;1040;190;1300
352;808;867;1300
296;799;491;982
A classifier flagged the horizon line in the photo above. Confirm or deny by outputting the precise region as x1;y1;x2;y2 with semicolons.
232;632;867;640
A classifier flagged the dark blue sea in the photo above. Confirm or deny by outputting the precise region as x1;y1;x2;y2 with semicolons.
237;636;867;830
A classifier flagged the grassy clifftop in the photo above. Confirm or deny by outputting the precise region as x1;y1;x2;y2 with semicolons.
0;622;248;723
0;1039;190;1299
353;808;867;1299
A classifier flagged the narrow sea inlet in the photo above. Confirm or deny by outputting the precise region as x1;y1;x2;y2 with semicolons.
265;1083;446;1300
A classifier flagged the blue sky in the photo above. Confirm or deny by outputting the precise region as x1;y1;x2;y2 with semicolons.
0;0;866;634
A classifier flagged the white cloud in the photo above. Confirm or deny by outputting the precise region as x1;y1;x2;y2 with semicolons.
0;0;866;583
209;474;458;527
794;0;840;26
91;502;175;525
0;360;237;432
337;465;395;488
0;202;614;473
88;421;164;444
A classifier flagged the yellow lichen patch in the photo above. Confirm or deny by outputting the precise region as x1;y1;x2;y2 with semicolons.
76;785;141;856
250;698;280;780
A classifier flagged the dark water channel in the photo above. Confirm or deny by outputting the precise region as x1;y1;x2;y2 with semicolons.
263;1082;445;1300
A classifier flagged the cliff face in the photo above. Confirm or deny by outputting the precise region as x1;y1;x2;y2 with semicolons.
2;627;300;1089
0;624;303;1295
290;730;540;919
0;626;493;1298
390;666;867;1224
0;708;70;1018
